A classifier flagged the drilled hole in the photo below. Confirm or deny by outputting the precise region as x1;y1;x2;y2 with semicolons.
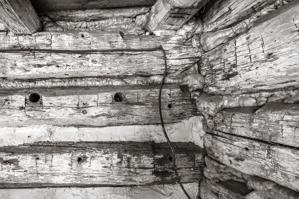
114;92;124;102
81;34;84;38
167;103;172;109
77;157;83;163
29;93;41;103
168;155;173;162
244;147;249;151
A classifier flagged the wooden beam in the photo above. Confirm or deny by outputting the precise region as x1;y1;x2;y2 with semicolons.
201;2;299;94
0;183;198;199
146;0;207;32
205;131;299;191
0;0;41;34
213;103;299;148
0;142;203;187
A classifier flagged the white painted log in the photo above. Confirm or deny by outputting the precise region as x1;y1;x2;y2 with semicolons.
0;142;203;187
0;116;205;147
205;131;299;191
0;183;198;199
0;0;41;34
201;2;299;94
0;86;197;127
214;103;299;148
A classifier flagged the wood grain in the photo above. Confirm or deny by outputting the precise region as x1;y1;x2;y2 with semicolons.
205;131;299;191
201;2;299;94
0;142;203;187
0;0;41;34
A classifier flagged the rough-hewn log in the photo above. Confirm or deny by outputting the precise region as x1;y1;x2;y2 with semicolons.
146;0;207;32
0;142;203;187
205;131;299;191
202;0;293;32
213;103;299;148
0;116;205;147
201;2;299;94
0;0;41;34
32;0;156;13
42;8;149;34
0;183;198;199
0;86;198;127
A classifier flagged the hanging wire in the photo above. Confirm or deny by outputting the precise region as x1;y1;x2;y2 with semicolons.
159;46;192;199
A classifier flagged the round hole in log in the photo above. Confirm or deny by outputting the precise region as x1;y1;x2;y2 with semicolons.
29;93;41;103
114;92;124;102
167;103;173;109
77;157;83;163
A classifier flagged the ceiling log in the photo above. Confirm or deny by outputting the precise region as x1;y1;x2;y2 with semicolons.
0;0;41;34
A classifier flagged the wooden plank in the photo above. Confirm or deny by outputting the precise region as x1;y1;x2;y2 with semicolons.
0;0;41;34
0;116;205;147
201;2;299;94
31;0;157;13
42;8;150;34
0;86;198;127
146;0;207;32
214;103;299;148
0;50;170;79
0;142;203;187
0;183;198;199
204;131;299;191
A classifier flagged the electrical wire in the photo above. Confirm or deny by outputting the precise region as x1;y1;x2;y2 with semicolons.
159;46;192;199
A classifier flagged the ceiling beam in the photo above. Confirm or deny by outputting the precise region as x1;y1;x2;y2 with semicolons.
0;0;41;34
146;0;207;32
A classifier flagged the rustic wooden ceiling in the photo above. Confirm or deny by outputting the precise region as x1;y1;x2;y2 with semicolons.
31;0;157;13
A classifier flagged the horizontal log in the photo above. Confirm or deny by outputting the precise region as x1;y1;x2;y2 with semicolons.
205;131;299;191
0;86;198;127
0;183;198;199
42;8;149;34
32;0;156;13
214;103;299;148
0;142;203;187
0;50;170;79
0;0;41;34
201;2;299;94
0;116;205;147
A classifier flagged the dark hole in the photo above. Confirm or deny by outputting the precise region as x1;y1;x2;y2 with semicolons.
168;155;173;162
81;34;84;38
114;92;124;102
29;93;41;103
167;103;172;109
77;157;82;163
245;147;249;151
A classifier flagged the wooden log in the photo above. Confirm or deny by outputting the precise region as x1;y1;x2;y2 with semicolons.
0;86;198;127
41;8;150;34
204;131;299;191
201;2;299;94
0;183;198;199
213;103;299;148
32;0;157;13
0;142;203;187
202;0;293;32
146;0;207;32
0;116;205;147
0;0;41;34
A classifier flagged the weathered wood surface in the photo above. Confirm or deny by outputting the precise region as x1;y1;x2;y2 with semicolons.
0;0;41;34
0;86;198;127
0;183;198;199
42;8;149;33
0;142;203;187
0;50;169;79
200;0;294;51
202;157;299;199
0;116;205;147
213;103;299;148
205;131;299;191
146;0;207;32
202;0;293;32
32;0;157;13
201;2;299;94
